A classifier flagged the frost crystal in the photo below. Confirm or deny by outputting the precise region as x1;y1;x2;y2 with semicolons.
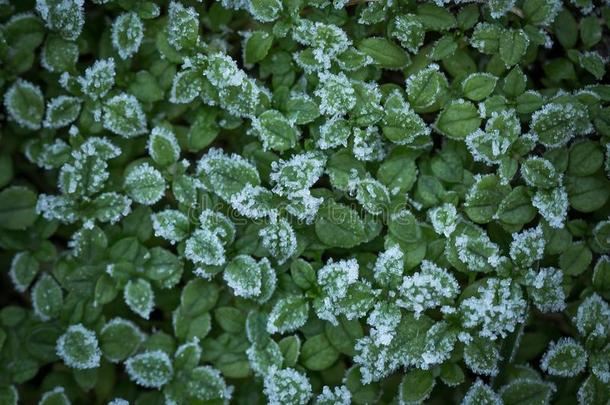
461;379;501;405
509;225;545;267
270;152;326;196
573;293;610;337
367;301;401;346
123;163;166;205
263;367;312;405
56;324;101;369
230;184;277;219
532;186;568;229
103;93;148;138
460;278;527;340
398;260;459;317
352;126;386;162
152;209;190;244
525;267;566;313
454;232;502;273
428;203;458;237
185;229;226;266
78;58;116;99
315;72;356;116
373;244;404;289
315;385;351;405
111;12;144;59
125;350;173;388
540;337;587;377
39;387;70;405
259;217;297;264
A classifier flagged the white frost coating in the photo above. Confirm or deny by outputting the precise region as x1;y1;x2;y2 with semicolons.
223;255;263;299
397;260;459;317
125;350;173;388
36;194;79;224
570;0;594;14
124;279;155;319
263;367;312;405
267;296;309;334
36;0;85;40
100;317;146;362
204;53;246;88
167;0;199;50
318;258;359;298
285;190;323;224
532;186;568;229
151;209;189;244
573;293;610;337
111;12;144;59
56;324;101;369
230;184;276;219
259;217;297;264
124;163;166;205
315;71;356;116
367;302;401;346
463;341;500;377
292;19;350;69
103;93;148;138
3;79;44;130
270;152;326;196
428;203;458;237
315;385;351;405
460;379;502;405
9;252;35;293
525;267;566;313
43;96;81;129
185;229;226;266
405;64;443;109
373;244;404;287
540;337;587;377
460;278;527;340
78;58;116;99
107;399;129;405
454;232;502;272
147;126;181;164
352;126;386;162
316;116;351;150
353;336;400;384
509;225;545;267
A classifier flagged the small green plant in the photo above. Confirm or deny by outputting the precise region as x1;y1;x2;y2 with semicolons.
0;0;609;404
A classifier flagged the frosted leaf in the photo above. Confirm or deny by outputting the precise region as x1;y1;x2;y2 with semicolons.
36;0;84;40
382;90;430;145
488;0;516;18
58;156;109;196
392;14;424;53
185;229;225;266
570;0;594;14
270;151;326;196
103;93;148;138
460;278;527;340
285;190;323;225
182;366;233;402
353;336;401;384
43;96;81;129
367;301;401;346
531;103;580;148
9;252;39;293
230;184;277;219
573;293;610;337
249;0;283;22
111;12;144;59
199;209;236;245
428;203;458;237
521;157;562;189
79;137;121;160
405;63;448;110
39;387;70;405
454;232;502;273
56;324;101;369
525;267;566;313
197;148;260;201
92;192;132;224
250;109;299;152
292;19;350;68
167;1;199;50
463;337;501;376
263;367;312;405
315;72;356;116
348;176;390;215
123;163;165;205
36;194;79;223
259;217;297;264
78;58;116;99
540;337;587;377
314;385;351;405
3;79;45;130
318;258;359;299
247;339;283;376
353;126;386;162
125;350;173;388
169;69;203;104
461;380;502;405
316;116;351;150
419;321;457;368
124;278;155;319
32;273;63;321
509;225;545;268
256;258;277;304
204;53;246;88
152;209;190;244
223;255;263;299
397;260;459;317
148;126;180;166
100;317;146;363
532;186;568;229
373;244;404;289
267;296;309;334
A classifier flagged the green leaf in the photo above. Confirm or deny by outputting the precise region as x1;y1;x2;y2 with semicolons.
435;100;481;139
32;273;63;321
357;37;410;69
300;333;339;371
315;201;366;248
462;73;497;101
167;1;199;50
398;369;435;404
500;379;555;405
540;338;587;377
43;96;81;129
3;79;44;130
267;296;309;334
103;93;148;138
245;31;274;64
124;278;155;319
0;186;37;230
100;318;145;362
125;350;173;388
559;242;592;276
279;335;301;368
56;324;101;370
499;29;528;67
416;4;457;31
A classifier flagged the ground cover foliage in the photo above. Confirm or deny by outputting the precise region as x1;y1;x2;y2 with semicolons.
0;0;609;404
